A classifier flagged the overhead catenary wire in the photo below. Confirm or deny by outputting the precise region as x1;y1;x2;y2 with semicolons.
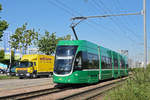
112;0;143;38
95;0;142;44
56;0;129;43
90;0;139;44
98;0;142;40
99;0;145;64
96;0;144;63
47;0;143;54
92;0;136;43
47;0;75;17
47;0;117;44
84;1;134;43
88;0;144;60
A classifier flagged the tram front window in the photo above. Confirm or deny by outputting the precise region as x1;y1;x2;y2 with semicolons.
54;46;77;75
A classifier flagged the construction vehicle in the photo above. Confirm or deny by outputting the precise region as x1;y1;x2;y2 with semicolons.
16;54;54;79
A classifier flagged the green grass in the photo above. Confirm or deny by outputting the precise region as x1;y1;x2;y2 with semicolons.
105;64;150;100
0;75;18;80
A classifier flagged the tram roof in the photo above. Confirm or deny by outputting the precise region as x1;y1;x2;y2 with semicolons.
57;40;127;58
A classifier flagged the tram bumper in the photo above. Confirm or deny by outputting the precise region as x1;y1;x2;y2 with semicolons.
53;75;75;84
53;71;88;84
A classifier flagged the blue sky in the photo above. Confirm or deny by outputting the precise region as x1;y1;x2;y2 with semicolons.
0;0;149;62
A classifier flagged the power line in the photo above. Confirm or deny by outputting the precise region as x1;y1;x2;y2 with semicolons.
96;0;145;62
86;1;130;42
97;0;147;66
96;0;142;43
47;0;117;44
92;0;137;43
47;0;75;16
47;0;142;54
85;0;143;53
83;0;135;43
98;0;142;40
112;0;143;38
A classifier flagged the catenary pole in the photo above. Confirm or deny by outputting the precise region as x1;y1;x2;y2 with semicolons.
143;0;147;67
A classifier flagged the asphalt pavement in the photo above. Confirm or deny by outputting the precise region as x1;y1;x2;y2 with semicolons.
0;78;53;91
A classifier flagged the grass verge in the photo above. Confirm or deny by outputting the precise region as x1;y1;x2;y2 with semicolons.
105;64;150;100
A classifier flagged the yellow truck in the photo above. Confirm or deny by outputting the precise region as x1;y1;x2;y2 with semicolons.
16;54;54;79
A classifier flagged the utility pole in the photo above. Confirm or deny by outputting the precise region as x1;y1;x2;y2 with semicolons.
143;0;147;67
9;48;12;73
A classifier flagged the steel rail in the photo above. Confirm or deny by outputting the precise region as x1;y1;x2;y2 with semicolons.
86;81;123;100
0;77;128;100
0;86;71;100
58;78;127;100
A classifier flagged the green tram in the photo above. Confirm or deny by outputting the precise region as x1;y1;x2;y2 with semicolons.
53;40;128;84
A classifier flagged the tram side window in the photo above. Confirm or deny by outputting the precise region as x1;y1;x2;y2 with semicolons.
82;51;89;69
87;53;99;69
114;59;118;69
93;55;99;68
74;51;97;70
121;59;125;69
106;57;112;69
101;56;112;69
101;56;106;69
109;58;112;68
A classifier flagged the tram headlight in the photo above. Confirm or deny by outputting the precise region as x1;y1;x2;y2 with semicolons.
75;73;78;76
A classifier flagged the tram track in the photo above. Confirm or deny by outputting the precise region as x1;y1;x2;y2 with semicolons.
0;77;128;100
0;86;71;100
58;78;126;100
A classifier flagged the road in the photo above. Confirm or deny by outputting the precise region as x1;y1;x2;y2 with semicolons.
0;78;53;91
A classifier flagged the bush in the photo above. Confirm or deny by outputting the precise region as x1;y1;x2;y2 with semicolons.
0;75;18;80
105;64;150;100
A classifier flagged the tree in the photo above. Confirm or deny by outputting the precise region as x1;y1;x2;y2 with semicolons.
10;23;37;55
0;49;4;62
38;31;71;55
64;34;71;40
57;34;72;42
0;4;9;41
0;50;15;65
33;29;40;47
38;31;57;55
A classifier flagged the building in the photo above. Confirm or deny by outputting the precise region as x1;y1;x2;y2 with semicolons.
128;58;134;68
118;50;128;56
2;31;12;59
28;48;39;54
